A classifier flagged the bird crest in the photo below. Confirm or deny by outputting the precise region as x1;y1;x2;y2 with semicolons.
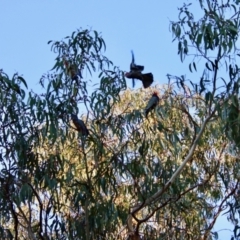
152;91;160;98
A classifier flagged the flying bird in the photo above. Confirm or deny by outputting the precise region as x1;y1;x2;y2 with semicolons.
71;114;89;136
125;51;153;88
145;92;159;117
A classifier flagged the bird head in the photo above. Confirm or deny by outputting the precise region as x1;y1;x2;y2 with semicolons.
125;72;131;77
71;114;78;120
152;91;160;98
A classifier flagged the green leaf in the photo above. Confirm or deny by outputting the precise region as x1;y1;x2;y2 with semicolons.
178;41;182;55
205;62;212;71
189;63;192;73
51;61;60;71
18;76;28;89
19;183;32;203
193;62;197;71
196;33;202;47
205;91;212;104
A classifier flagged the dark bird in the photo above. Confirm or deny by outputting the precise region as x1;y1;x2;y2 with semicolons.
129;51;144;87
145;92;160;117
125;51;153;88
71;114;89;136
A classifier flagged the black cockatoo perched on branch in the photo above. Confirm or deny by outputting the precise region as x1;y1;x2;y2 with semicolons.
125;51;153;88
71;114;89;136
145;92;159;118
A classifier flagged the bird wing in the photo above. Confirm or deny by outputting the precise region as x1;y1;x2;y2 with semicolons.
130;51;144;72
125;72;153;88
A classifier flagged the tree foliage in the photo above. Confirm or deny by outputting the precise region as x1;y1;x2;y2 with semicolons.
1;1;240;239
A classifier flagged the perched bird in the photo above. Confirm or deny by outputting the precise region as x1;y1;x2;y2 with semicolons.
125;51;153;88
71;114;89;136
145;92;160;117
64;59;82;80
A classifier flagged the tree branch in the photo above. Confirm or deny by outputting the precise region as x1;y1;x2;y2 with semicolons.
203;181;239;239
127;112;215;233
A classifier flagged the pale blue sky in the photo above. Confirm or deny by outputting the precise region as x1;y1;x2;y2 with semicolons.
0;0;234;239
0;0;186;90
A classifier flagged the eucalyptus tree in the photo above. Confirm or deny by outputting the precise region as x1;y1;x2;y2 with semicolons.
1;1;240;240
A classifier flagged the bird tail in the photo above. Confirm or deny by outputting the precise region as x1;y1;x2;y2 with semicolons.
141;73;154;88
